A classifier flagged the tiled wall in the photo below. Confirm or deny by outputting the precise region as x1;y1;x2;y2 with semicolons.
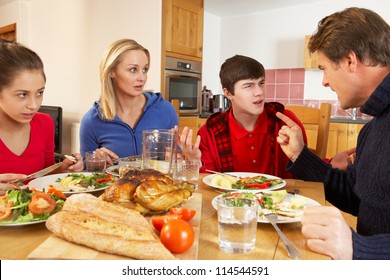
265;68;360;117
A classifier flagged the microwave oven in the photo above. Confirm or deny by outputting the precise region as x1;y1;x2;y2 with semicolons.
164;57;202;116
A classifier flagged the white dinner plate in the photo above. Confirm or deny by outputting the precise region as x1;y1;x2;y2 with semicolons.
211;193;321;224
0;220;46;227
105;165;119;177
203;172;286;193
28;172;112;196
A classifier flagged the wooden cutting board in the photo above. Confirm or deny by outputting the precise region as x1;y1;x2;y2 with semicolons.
28;193;202;260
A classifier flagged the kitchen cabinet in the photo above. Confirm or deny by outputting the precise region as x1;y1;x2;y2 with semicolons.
179;117;206;143
303;35;318;69
162;0;204;61
325;122;364;159
302;121;364;159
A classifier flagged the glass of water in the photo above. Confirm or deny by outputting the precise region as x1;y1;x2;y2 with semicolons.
85;150;106;173
217;197;258;254
173;159;200;189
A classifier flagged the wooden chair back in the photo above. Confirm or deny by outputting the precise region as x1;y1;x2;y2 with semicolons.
171;99;180;117
285;103;331;158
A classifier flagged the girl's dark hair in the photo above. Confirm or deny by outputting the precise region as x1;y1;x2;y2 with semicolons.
0;38;45;92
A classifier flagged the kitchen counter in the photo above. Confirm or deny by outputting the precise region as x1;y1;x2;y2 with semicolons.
199;112;212;118
330;116;372;124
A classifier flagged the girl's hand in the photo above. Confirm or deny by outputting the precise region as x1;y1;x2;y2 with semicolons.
0;174;27;195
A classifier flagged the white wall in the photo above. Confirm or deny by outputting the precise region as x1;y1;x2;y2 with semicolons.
0;0;162;154
203;0;390;98
202;12;221;95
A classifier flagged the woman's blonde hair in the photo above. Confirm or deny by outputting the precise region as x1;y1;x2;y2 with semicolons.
99;39;150;120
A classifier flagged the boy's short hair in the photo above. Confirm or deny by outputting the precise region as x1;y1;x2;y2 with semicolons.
219;55;265;94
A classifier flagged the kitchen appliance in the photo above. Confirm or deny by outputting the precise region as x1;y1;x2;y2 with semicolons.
213;94;231;112
165;57;202;116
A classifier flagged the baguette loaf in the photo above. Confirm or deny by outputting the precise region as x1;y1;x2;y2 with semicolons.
46;193;175;260
63;193;153;232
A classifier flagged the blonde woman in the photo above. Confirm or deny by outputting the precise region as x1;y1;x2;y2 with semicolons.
80;39;178;165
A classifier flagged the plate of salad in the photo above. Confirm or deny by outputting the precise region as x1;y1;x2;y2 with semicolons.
211;190;321;223
0;188;65;226
28;172;115;196
203;172;286;193
105;165;119;177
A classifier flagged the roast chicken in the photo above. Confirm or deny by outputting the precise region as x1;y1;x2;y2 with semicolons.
101;169;195;215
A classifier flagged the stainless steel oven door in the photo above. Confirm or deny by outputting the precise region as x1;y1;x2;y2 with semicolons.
165;69;201;116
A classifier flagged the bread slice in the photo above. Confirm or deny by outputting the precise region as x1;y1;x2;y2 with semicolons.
46;193;175;260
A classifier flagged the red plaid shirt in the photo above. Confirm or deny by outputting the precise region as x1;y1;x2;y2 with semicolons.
198;102;308;178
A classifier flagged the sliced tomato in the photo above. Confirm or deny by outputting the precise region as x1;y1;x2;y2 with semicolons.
226;192;242;198
96;174;113;183
151;214;182;232
47;187;67;199
169;208;196;221
160;219;195;254
0;200;13;220
28;192;56;215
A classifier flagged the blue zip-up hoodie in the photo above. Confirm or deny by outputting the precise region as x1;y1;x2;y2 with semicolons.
80;92;178;158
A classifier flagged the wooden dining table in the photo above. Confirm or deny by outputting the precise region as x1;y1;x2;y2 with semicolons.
0;174;330;260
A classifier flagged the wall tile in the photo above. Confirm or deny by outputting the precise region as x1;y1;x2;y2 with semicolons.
286;99;304;105
265;69;276;83
266;84;275;99
276;69;290;83
290;84;304;99
275;84;289;99
291;68;305;83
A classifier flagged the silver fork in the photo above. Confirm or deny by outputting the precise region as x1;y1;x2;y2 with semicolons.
264;213;301;259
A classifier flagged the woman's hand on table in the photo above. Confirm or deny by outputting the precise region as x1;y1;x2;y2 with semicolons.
58;153;84;172
95;147;119;166
301;206;353;260
330;147;356;171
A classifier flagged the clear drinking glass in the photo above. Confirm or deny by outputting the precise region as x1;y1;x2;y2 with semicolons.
85;150;106;173
217;197;258;254
142;129;176;175
173;159;200;189
118;155;143;176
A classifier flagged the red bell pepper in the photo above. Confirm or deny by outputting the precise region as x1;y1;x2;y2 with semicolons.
243;181;271;189
96;174;113;183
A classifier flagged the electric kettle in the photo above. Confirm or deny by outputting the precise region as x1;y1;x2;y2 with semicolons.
213;94;231;112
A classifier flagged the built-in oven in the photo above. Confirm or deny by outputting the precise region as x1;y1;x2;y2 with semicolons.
164;56;201;116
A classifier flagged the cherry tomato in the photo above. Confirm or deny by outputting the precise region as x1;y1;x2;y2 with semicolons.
0;199;13;220
151;214;182;232
169;208;196;221
160;219;194;254
28;193;56;215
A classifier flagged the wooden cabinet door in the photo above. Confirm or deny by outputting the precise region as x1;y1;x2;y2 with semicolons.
325;123;364;158
304;35;318;69
163;0;203;60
